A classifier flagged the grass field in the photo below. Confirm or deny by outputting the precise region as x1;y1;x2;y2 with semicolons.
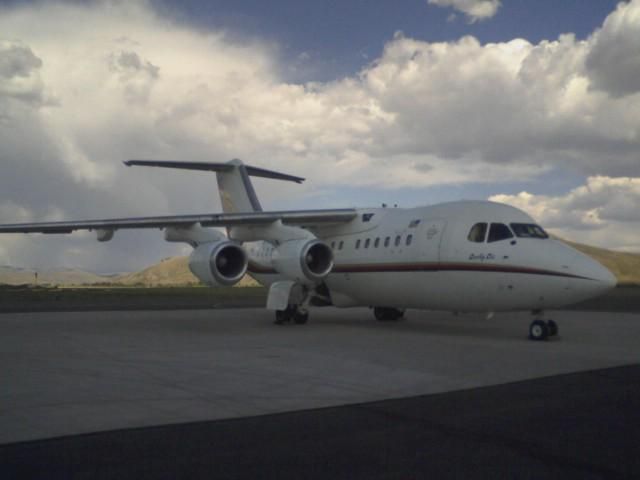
1;284;638;313
0;285;268;312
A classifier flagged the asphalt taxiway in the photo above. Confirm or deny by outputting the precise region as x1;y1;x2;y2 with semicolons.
2;307;640;445
2;307;640;478
3;365;639;479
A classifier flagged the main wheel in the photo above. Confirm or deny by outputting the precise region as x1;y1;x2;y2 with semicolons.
547;319;558;337
274;309;289;324
374;307;387;321
293;310;309;324
529;319;549;341
374;307;405;322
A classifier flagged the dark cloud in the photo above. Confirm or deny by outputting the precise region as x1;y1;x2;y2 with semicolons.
0;42;41;78
412;162;433;173
0;41;44;104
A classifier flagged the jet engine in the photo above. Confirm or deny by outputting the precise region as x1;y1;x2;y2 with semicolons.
272;238;333;283
188;241;248;286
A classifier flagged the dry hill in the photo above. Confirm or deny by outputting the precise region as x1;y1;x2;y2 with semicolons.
114;257;200;286
562;241;640;286
113;256;259;287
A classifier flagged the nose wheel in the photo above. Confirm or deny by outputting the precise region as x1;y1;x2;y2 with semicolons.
373;307;405;322
274;305;309;325
529;316;559;341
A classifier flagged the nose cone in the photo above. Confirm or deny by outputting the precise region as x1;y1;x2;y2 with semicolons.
589;261;617;290
574;254;617;295
596;264;617;290
542;241;617;307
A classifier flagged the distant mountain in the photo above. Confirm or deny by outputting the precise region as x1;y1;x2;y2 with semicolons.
0;266;109;286
0;257;258;287
1;242;638;287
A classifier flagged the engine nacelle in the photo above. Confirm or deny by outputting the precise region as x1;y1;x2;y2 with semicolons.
272;239;333;284
188;241;248;287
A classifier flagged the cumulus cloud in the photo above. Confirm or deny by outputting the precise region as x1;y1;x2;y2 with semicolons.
0;0;283;270
108;51;159;103
359;30;640;177
490;176;640;251
427;0;501;22
0;0;640;270
586;0;640;97
0;41;44;105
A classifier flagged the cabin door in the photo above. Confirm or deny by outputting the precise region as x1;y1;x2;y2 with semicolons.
419;219;446;265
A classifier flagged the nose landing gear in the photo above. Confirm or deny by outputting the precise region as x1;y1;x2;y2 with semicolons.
373;307;405;322
274;305;309;325
529;312;559;341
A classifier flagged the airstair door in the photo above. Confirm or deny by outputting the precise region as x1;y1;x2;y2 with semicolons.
419;219;446;265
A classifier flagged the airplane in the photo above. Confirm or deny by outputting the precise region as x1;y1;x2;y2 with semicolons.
0;159;617;340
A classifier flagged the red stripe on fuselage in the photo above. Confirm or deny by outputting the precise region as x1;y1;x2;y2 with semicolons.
247;261;594;281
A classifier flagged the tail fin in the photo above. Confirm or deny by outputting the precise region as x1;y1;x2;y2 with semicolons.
124;159;304;213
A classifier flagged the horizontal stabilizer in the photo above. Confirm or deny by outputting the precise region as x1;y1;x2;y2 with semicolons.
124;160;305;184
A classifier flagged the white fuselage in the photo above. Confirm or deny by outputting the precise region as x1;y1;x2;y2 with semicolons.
246;201;616;312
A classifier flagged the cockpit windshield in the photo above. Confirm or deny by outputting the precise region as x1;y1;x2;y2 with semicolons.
487;223;514;243
467;223;487;243
510;223;548;239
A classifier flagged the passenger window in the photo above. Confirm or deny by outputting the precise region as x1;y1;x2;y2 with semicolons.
394;235;401;247
406;234;413;246
365;238;370;248
374;237;380;248
488;223;514;243
384;237;390;247
356;239;361;249
331;241;335;249
468;223;487;243
339;241;344;250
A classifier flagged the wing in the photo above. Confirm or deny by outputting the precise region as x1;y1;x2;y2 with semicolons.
0;209;358;234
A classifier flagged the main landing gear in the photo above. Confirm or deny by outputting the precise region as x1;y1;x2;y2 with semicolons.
373;307;405;322
274;305;309;325
529;312;559;341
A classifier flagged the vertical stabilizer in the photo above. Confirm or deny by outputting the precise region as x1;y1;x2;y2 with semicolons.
124;159;305;214
216;159;262;213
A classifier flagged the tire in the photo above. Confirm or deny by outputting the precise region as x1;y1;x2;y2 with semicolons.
547;319;558;337
374;307;388;321
529;319;549;341
293;311;309;324
374;307;404;322
274;309;288;324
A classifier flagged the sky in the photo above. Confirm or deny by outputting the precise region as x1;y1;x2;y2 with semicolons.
0;0;639;272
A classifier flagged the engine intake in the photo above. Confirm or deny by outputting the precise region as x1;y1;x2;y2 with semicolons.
188;241;248;286
273;239;333;283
